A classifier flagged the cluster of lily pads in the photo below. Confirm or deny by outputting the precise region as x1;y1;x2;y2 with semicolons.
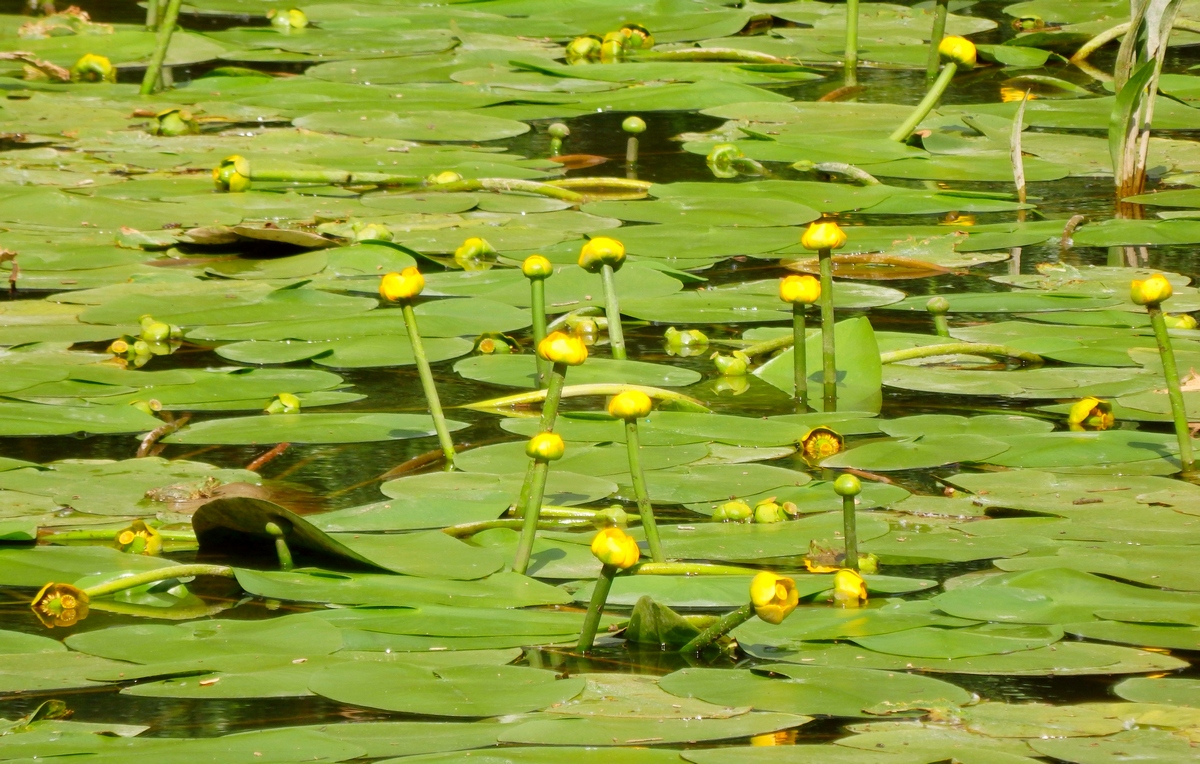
2;0;1200;761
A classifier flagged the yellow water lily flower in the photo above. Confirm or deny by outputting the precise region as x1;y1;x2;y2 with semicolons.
590;526;640;569
713;499;753;523
800;426;843;461
379;267;424;302
537;331;588;366
1164;313;1197;330
31;582;89;628
526;432;565;461
114;520;163;556
70;53;115;83
1068;397;1114;431
608;390;653;420
213;155;250;192
833;568;867;608
800;221;847;252
578;236;626;273
749;571;799;624
779;274;820;305
1131;273;1173;306
938;35;977;67
454;237;496;269
522;255;553;280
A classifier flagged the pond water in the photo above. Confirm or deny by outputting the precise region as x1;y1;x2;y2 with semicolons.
2;0;1200;761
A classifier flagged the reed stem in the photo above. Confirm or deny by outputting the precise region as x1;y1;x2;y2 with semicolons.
139;0;182;95
818;247;837;411
792;303;808;409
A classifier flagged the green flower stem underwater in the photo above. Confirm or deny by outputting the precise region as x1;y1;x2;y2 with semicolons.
402;302;457;468
264;521;293;571
512;363;568;574
624;417;664;563
888;62;957;142
793;303;809;409
577;563;618;652
1147;304;1195;474
818;247;837;410
83;564;236;599
879;343;1043;365
600;263;627;360
844;0;859;86
680;602;753;654
925;0;951;83
835;474;862;572
140;0;183;95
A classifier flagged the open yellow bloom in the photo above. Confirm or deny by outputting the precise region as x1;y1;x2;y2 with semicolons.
578;237;626;273
749;571;799;624
938;35;977;67
522;255;553;280
833;569;867;608
800;221;847;252
800;426;843;461
538;331;588;366
1131;273;1173;306
31;583;89;628
608;390;652;420
380;267;424;302
113;520;163;556
590;526;640;569
780;275;821;305
1068;397;1114;431
526;432;565;461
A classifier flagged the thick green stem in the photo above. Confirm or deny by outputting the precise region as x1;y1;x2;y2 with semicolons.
464;383;709;413
253;169;423;186
549;137;563;156
680;602;754;654
83;564;235;599
600;264;627;360
626;136;639;165
625;420;663;563
842;495;859;572
42;529;195;543
264;522;293;571
932;313;950;337
880;343;1043;365
792;303;808;409
514;363;568;515
1148;305;1195;474
443;518;590;538
578;563;617;652
888;62;957;142
844;0;859;86
513;460;550;575
433;178;583;203
145;0;161;30
925;0;950;83
402;302;456;468
633;561;753;576
139;0;183;95
531;278;549;388
818;248;837;411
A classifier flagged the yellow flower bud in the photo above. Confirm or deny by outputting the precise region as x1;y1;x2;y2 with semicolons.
141;321;171;343
1131;273;1173;306
713;499;753;523
833;569;867;608
578;236;626;273
753;499;787;524
265;392;302;414
800;426;843;462
454;237;496;270
1067;397;1114;432
30;582;89;629
607;390;652;420
938;35;977;67
427;171;463;185
522;255;553;280
1164;313;1197;330
779;275;820;305
800;221;847;252
537;331;588;366
749;571;799;625
213;155;251;192
151;108;198;137
566;34;603;63
590;526;641;569
833;473;861;497
70;53;115;83
526;431;565;461
379;266;424;302
269;8;308;29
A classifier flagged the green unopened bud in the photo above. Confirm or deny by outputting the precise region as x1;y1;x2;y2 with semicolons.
754;499;787;524
600;31;626;63
268;8;308;30
265;392;301;414
620;23;654;50
713;500;752;523
151;109;199;137
593;505;629;528
566;35;603;64
926;296;950;315
352;222;393;242
622;116;646;135
141;321;171;343
129;399;162;416
548;123;570;139
214;155;251;192
711;350;749;376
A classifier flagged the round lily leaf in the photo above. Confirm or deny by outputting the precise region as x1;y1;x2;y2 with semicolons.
497;712;811;746
294;110;530;142
985;431;1180;468
454;355;701;389
822;434;1010;471
850;624;1064;659
1115;677;1200;707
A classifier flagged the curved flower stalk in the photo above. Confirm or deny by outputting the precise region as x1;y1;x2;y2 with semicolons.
608;390;664;562
834;473;861;571
578;237;628;360
31;565;235;628
780;275;820;408
523;255;554;387
889;36;977;142
578;527;641;652
800;220;848;411
1132;274;1194;474
623;116;646;165
680;572;799;653
927;296;950;337
513;432;567;575
380;267;456;468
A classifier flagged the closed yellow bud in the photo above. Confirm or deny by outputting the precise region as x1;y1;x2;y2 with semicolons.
938;35;977;67
779;275;820;305
70;53;115;83
213;155;251;192
566;34;603;63
269;8;308;29
608;390;652;420
1067;397;1114;431
800;221;847;252
526;431;565;461
749;572;799;624
1131;273;1173;306
265;392;302;414
380;266;424;302
522;254;553;280
1164;313;1197;330
537;331;588;366
578;236;626;273
833;569;867;608
590;526;641;569
714;499;753;523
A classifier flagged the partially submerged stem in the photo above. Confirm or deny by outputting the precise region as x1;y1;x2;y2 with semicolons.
818;247;837;411
139;0;183;95
1148;305;1195;474
841;495;859;572
402;302;456;468
844;0;860;86
463;383;709;413
792;304;809;409
513;459;551;575
263;522;293;571
137;413;190;458
888;62;957;142
84;564;235;599
680;602;753;654
925;0;950;83
880;343;1043;365
625;419;663;563
577;563;617;652
600;264;627;360
531;278;549;387
443;517;590;539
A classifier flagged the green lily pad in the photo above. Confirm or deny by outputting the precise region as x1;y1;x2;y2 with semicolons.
497;712;811;746
455;354;701;389
165;412;469;445
1115;677;1200;707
